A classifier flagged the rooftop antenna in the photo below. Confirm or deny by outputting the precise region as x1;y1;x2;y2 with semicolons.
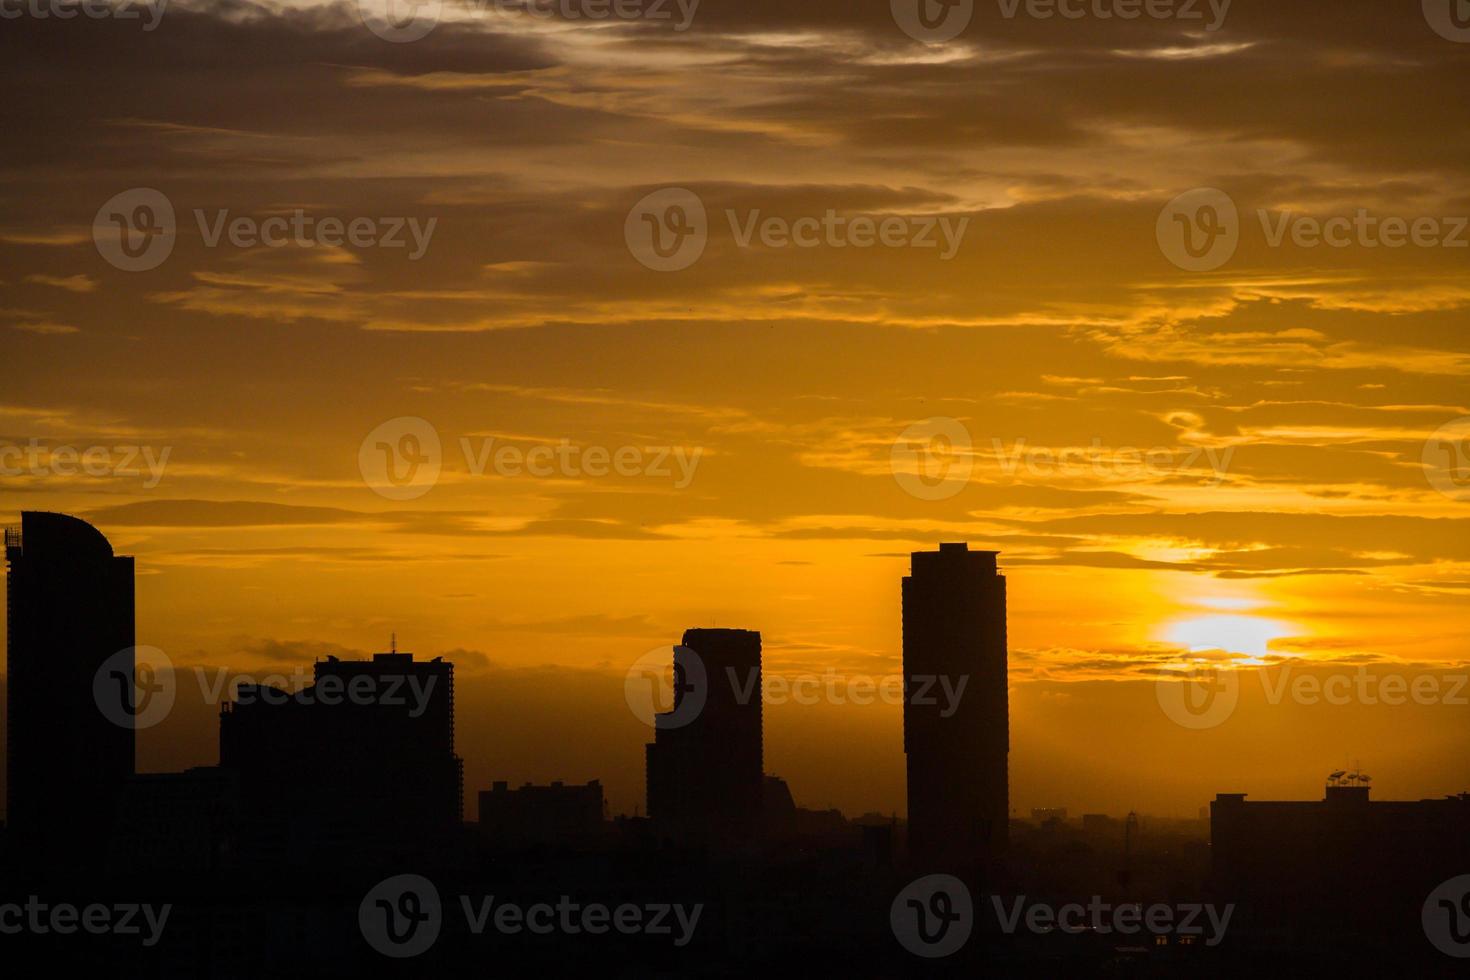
391;632;397;655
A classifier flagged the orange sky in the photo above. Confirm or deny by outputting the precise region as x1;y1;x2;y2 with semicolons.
1;0;1468;820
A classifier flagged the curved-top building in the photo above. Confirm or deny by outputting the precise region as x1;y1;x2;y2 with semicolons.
5;511;135;870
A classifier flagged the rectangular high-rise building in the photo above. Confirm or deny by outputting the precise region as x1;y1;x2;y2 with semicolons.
219;649;463;861
903;543;1008;867
645;628;763;846
5;512;135;866
1212;785;1470;949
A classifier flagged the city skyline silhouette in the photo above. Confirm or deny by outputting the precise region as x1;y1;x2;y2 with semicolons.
4;2;1469;973
3;509;1469;974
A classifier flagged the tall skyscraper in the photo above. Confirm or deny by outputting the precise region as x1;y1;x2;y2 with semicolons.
902;543;1008;867
5;511;135;864
645;628;763;846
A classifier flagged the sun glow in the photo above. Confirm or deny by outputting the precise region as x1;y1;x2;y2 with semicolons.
1163;614;1295;661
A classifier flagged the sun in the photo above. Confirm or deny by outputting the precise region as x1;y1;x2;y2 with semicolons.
1162;613;1294;662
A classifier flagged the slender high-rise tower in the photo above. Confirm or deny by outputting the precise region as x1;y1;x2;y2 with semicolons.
902;543;1008;867
5;511;135;865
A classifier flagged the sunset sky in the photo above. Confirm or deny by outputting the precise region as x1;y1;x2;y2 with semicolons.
2;0;1468;821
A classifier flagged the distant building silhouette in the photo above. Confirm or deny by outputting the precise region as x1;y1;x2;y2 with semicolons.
108;766;240;875
1212;781;1470;946
219;649;462;862
902;543;1009;867
761;774;799;840
479;779;606;846
1082;812;1121;837
645;628;763;846
5;511;134;867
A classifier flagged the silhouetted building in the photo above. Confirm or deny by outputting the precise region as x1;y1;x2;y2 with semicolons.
5;511;134;867
479;779;605;845
762;774;799;840
219;649;462;862
1212;782;1470;947
902;543;1009;867
645;628;763;846
108;766;240;874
